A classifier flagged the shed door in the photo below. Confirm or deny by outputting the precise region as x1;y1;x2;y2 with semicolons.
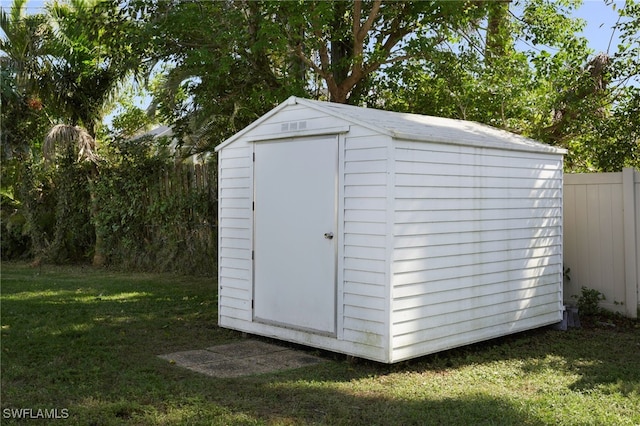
253;135;338;335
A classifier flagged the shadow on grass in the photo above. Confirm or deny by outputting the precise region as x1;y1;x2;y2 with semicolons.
2;262;639;425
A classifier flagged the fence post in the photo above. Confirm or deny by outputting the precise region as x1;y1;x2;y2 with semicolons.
622;168;639;318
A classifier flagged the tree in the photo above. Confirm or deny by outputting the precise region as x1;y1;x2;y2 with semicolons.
1;0;146;264
132;0;490;151
371;0;638;171
42;0;145;138
136;0;308;152
0;0;51;158
272;0;486;104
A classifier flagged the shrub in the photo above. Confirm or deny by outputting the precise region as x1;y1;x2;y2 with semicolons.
573;286;606;316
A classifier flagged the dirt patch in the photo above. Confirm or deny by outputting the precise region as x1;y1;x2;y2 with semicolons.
158;340;326;378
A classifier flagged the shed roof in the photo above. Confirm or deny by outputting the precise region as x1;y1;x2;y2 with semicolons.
216;96;567;155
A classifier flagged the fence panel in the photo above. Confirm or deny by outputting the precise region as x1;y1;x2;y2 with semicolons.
563;168;640;318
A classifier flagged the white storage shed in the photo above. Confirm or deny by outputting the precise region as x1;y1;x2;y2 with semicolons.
215;96;566;363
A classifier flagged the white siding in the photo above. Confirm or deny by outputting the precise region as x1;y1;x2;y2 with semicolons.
390;141;563;361
341;131;390;354
241;103;350;141
218;143;253;324
217;98;565;363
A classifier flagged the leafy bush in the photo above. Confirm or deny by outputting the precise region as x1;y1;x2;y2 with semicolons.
573;286;606;317
0;195;30;260
20;155;95;264
92;135;216;275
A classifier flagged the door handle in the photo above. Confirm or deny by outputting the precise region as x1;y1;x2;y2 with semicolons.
324;232;334;240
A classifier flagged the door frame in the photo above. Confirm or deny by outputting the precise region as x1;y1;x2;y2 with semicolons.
250;133;345;337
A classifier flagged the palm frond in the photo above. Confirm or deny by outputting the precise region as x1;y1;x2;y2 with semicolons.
44;124;99;164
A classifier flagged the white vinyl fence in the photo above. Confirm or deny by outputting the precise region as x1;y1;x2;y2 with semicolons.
563;168;640;318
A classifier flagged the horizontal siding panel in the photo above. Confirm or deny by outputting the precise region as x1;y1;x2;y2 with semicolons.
394;218;561;236
219;247;250;260
345;173;387;186
344;293;386;310
220;227;250;239
345;209;386;223
345;197;387;210
345;245;386;260
393;265;562;299
219;295;251;311
396;186;561;199
395;197;560;212
396;174;561;189
394;256;561;286
393;274;560;310
394;236;560;261
220;257;251;270
344;234;386;248
396;227;560;248
220;197;250;208
343;317;385;335
392;296;559;348
220;167;251;179
395;208;561;224
345;221;387;235
219;305;252;322
220;266;250;280
391;311;560;361
342;329;384;348
219;187;252;199
219;208;251;219
344;281;386;299
219;144;251;157
219;218;251;229
220;237;251;250
216;276;249;291
345;147;388;161
220;157;251;169
344;305;385;323
219;285;250;300
392;282;559;321
219;177;251;189
396;160;561;180
345;135;388;150
345;160;388;174
395;145;562;167
344;257;386;274
344;269;386;286
345;185;386;198
394;245;560;273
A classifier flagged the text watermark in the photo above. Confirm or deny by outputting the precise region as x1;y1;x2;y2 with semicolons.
2;408;69;420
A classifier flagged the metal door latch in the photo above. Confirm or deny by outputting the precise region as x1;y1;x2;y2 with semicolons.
324;232;334;239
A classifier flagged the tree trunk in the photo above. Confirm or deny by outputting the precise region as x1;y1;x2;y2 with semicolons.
329;1;353;103
485;1;511;65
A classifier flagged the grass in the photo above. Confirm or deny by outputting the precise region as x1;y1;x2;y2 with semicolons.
1;262;639;425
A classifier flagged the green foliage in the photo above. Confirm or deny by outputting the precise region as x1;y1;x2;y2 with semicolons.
573;286;606;316
93;136;216;275
19;153;95;264
0;193;29;260
3;0;639;272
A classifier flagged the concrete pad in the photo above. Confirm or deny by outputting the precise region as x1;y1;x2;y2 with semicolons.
158;349;228;366
159;339;326;378
205;340;288;358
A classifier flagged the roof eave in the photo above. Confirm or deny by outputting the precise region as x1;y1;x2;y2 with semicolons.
390;131;568;155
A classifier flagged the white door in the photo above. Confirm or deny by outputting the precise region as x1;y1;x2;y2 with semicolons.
253;135;338;335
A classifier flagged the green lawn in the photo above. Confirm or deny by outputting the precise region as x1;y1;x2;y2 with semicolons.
1;262;639;425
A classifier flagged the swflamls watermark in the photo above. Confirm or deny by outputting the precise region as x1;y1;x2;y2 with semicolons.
2;408;69;420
